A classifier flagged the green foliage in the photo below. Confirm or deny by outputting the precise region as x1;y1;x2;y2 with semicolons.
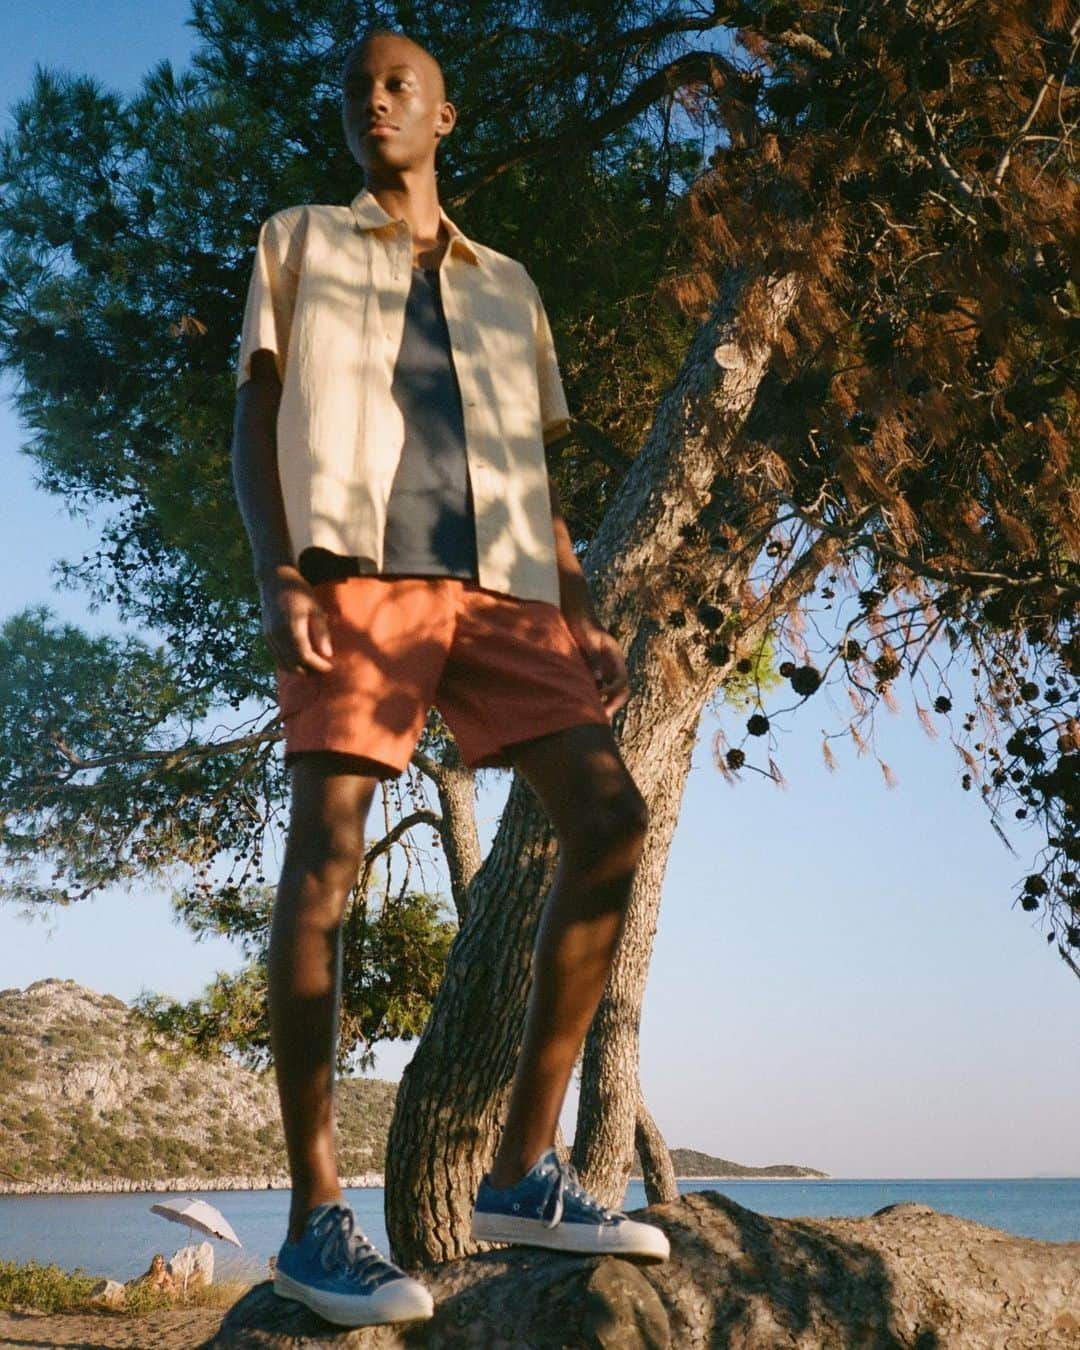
0;607;234;905
0;1034;31;1093
710;630;783;715
121;1280;176;1317
0;0;715;1053
0;1257;249;1315
0;1259;96;1314
339;889;458;1072
335;1076;398;1167
132;885;457;1072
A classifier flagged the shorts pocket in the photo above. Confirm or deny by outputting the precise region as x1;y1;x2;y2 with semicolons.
276;666;322;722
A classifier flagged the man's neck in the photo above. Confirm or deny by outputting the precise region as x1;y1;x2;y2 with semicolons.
365;174;444;259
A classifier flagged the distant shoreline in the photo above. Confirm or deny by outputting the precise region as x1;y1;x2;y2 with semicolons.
2;1174;1070;1197
0;1172;827;1196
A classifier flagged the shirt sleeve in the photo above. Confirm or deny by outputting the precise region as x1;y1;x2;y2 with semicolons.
531;281;572;446
235;212;297;390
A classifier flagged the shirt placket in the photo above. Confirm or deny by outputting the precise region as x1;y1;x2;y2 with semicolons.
372;223;412;572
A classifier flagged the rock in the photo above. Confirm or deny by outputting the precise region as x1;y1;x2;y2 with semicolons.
169;1240;214;1288
58;1060;133;1113
209;1189;1080;1348
580;1260;669;1348
88;1277;126;1309
871;1200;936;1217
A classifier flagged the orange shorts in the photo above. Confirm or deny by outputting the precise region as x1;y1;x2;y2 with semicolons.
275;575;611;777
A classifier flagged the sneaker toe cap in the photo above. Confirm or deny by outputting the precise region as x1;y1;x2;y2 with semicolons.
621;1218;670;1258
369;1274;434;1319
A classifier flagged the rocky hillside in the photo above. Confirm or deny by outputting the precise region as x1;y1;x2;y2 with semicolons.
0;979;825;1192
0;978;393;1192
633;1147;828;1179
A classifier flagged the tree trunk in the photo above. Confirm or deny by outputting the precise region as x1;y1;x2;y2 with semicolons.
418;741;482;924
384;774;560;1264
384;271;806;1268
635;1090;679;1205
570;718;699;1209
571;514;843;1211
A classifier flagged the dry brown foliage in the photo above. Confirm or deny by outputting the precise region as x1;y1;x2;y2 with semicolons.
665;0;1079;969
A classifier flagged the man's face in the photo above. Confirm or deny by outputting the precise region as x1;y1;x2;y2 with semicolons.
341;35;454;178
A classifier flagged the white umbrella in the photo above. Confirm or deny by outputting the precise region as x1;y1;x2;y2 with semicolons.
149;1197;242;1292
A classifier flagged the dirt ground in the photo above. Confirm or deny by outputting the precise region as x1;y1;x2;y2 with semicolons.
0;1307;225;1348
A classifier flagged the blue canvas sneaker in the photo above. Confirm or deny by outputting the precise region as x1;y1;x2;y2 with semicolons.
273;1200;434;1326
470;1147;670;1259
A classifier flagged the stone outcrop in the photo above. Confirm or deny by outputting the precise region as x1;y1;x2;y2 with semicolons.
209;1191;1080;1348
87;1277;126;1310
169;1241;215;1289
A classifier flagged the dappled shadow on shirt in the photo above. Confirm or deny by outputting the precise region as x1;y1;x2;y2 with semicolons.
245;208;561;603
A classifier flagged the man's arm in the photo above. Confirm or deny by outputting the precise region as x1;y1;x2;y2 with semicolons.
231;350;333;673
546;471;631;719
232;351;293;581
547;474;601;636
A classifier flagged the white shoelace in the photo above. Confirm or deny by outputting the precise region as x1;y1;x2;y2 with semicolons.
313;1204;401;1286
541;1159;621;1228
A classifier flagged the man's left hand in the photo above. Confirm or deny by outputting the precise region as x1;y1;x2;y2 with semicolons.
568;619;631;719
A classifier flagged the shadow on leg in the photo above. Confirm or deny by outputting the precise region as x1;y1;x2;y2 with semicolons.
268;750;388;1241
488;722;649;1187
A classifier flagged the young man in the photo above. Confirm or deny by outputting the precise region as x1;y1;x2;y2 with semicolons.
232;28;668;1329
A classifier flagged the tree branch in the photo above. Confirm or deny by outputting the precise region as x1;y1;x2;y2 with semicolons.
357;809;443;896
992;15;1080;187
446;50;755;203
27;723;280;788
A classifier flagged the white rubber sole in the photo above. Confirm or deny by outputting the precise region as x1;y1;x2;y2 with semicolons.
273;1269;434;1326
470;1211;670;1259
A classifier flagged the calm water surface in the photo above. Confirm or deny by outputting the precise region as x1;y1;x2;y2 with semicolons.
0;1178;1077;1284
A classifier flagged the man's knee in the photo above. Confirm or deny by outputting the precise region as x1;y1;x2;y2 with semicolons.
563;784;649;864
286;811;366;882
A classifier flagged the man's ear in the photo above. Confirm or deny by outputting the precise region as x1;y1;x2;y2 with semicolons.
437;100;457;139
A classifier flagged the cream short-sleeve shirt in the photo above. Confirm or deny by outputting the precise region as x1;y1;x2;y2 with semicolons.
235;187;572;607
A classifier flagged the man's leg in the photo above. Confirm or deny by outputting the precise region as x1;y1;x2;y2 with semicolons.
487;721;648;1188
268;750;385;1242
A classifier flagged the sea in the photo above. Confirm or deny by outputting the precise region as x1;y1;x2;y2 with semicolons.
0;1178;1077;1285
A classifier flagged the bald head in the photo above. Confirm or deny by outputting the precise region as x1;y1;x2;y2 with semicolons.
339;28;456;179
340;29;446;103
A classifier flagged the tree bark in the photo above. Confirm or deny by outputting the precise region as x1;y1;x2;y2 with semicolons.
384;775;560;1265
384;270;807;1268
635;1090;679;1206
411;741;482;924
570;720;699;1210
569;268;818;1209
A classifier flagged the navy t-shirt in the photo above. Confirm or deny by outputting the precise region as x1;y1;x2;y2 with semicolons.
298;263;478;586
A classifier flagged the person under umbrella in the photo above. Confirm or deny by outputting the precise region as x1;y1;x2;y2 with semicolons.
149;1196;242;1293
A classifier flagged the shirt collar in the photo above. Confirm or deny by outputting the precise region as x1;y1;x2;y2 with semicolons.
348;187;481;267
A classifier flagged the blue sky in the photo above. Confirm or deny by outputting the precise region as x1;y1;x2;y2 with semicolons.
2;2;1077;1181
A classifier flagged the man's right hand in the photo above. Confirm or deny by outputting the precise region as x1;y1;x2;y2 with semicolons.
259;565;335;673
